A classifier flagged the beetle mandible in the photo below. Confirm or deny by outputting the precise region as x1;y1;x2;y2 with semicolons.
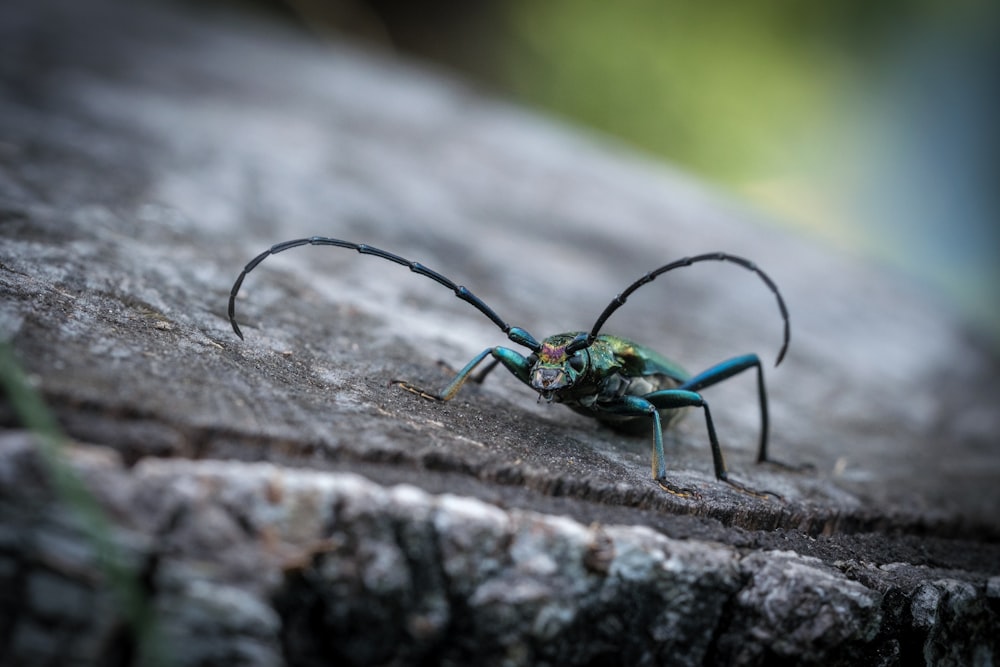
228;237;792;498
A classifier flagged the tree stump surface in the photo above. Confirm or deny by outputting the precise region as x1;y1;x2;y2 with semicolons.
1;0;998;665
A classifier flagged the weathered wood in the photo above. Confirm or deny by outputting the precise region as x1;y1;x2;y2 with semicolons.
1;0;998;664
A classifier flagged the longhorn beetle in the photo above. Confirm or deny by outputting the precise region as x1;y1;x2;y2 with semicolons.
228;237;792;498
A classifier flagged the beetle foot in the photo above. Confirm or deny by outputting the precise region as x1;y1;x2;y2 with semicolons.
656;478;700;499
722;476;784;501
390;379;443;402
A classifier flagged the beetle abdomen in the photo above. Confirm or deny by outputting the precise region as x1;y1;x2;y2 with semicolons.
567;371;688;434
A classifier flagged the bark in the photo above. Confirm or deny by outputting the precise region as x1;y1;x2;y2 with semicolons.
1;0;998;665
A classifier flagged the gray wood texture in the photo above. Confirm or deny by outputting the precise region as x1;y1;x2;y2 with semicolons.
1;0;998;664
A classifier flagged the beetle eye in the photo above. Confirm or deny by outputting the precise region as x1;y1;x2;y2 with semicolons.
527;354;538;365
568;351;586;372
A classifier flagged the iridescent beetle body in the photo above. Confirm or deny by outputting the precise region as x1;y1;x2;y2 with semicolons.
526;332;692;443
229;237;792;497
534;332;688;418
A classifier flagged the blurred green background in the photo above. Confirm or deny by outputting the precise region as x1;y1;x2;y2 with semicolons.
259;0;1000;344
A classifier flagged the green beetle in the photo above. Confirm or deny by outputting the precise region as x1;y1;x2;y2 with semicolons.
229;237;791;497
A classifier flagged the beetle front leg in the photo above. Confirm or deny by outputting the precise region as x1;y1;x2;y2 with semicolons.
435;357;502;386
391;346;531;402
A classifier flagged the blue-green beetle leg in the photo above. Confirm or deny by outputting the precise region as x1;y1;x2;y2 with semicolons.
490;347;532;384
469;357;502;384
677;354;770;462
434;357;500;384
393;347;491;401
596;395;698;498
392;346;530;402
678;354;807;472
644;388;782;501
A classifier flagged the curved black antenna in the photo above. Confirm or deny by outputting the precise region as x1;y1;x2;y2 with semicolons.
228;236;541;351
567;252;791;366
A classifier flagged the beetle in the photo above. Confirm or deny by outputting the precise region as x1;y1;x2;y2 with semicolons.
228;236;792;498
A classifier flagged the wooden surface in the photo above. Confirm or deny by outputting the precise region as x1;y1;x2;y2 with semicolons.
1;0;998;664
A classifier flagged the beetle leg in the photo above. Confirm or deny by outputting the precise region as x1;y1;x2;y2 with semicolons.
435;357;499;384
595;395;697;498
392;346;530;402
470;357;502;384
678;355;806;473
489;347;532;384
677;354;773;463
393;347;493;401
643;388;782;501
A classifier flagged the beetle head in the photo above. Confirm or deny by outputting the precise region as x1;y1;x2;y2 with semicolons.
529;335;590;400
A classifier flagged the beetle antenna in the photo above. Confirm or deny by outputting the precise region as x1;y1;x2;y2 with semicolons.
567;252;790;366
228;236;541;351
